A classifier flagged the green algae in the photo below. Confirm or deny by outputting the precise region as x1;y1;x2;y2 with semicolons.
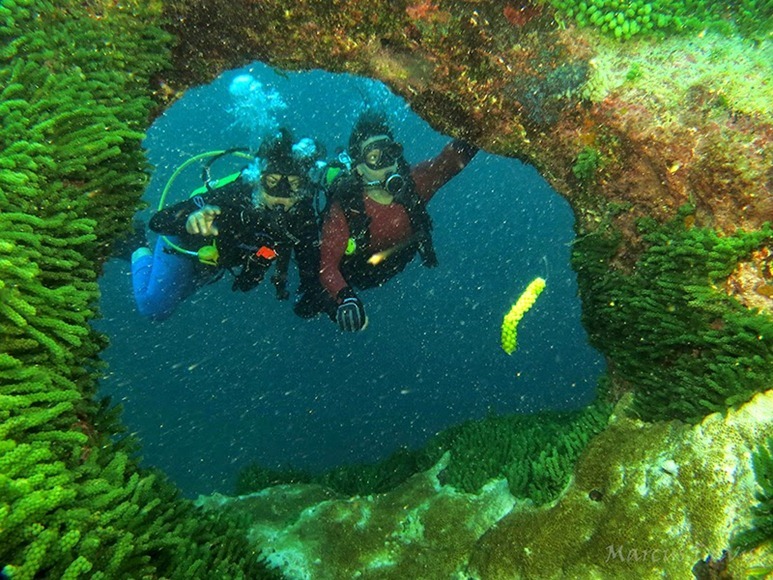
1;1;274;576
545;0;772;41
733;437;773;554
237;401;611;510
573;206;773;422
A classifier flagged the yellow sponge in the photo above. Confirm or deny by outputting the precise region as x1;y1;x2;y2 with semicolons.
501;277;546;354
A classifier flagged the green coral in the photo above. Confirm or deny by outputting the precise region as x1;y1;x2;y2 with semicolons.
733;437;773;554
236;446;437;498
572;146;603;183
625;62;643;81
0;1;275;577
425;401;611;503
318;446;438;496
572;205;773;422
545;0;773;41
237;401;611;507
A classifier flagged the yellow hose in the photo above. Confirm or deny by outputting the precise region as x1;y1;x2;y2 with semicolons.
157;149;253;258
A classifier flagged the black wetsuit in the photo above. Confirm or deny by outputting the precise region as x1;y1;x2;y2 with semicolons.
150;176;322;300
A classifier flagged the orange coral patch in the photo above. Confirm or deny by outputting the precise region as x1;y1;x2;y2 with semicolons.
503;3;542;27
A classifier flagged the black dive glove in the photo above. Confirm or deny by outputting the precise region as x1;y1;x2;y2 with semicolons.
232;272;263;292
335;287;367;332
231;255;271;292
294;292;319;319
271;272;290;301
294;288;334;320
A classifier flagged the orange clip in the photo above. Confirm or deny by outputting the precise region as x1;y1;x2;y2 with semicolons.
256;246;277;260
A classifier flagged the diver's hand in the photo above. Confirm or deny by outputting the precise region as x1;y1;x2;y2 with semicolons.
335;288;367;332
294;288;333;319
186;205;221;236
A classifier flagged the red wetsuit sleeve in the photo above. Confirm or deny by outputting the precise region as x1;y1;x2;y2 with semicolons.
411;140;478;203
320;201;351;300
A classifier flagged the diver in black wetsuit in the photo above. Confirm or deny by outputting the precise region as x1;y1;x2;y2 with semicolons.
131;128;332;321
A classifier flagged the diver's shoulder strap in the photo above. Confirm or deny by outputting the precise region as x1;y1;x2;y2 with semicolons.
328;173;371;250
188;171;243;198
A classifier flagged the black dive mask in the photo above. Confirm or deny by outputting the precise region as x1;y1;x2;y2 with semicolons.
361;138;403;170
262;174;301;198
272;178;293;198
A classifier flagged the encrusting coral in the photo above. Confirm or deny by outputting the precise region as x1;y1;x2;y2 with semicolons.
219;392;773;578
468;389;773;578
210;452;519;579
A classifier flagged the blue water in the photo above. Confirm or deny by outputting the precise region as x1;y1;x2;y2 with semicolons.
96;64;605;497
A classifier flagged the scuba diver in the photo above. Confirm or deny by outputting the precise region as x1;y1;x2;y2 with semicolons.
320;109;479;332
132;128;333;322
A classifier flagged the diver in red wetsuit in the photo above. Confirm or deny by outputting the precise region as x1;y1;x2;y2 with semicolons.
320;109;478;332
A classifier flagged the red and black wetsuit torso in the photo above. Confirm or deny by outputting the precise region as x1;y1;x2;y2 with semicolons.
320;140;478;300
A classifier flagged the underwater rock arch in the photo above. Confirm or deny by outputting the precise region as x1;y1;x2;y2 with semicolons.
163;0;773;418
2;0;772;577
164;1;772;233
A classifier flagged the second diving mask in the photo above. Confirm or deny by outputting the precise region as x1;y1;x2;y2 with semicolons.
262;174;302;198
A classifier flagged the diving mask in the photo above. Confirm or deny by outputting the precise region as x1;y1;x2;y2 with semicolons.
262;173;302;198
361;137;403;170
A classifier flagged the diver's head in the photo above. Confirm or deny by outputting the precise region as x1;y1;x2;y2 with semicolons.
257;128;307;210
349;110;404;167
348;110;405;194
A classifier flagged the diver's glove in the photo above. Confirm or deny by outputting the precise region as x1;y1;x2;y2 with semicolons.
231;256;270;292
335;287;367;332
294;288;332;319
294;292;318;319
232;269;264;292
271;272;290;301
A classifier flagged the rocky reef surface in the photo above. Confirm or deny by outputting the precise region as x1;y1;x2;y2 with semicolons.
202;390;773;578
